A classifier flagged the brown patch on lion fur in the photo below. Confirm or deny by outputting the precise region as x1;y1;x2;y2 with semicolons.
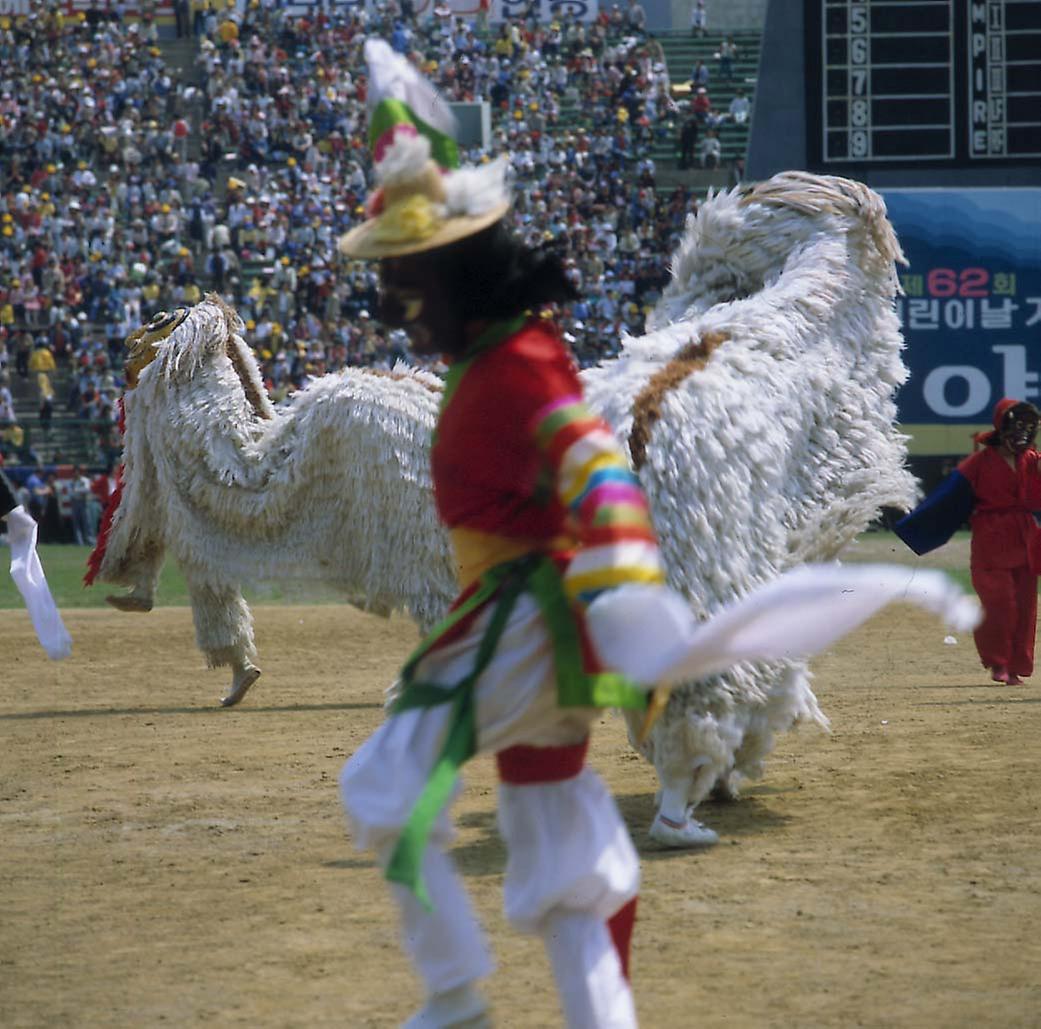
628;331;728;470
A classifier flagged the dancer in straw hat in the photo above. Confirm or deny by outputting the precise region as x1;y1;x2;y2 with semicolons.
337;39;665;1028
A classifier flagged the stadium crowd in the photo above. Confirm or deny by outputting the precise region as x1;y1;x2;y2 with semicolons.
0;0;733;529
195;0;701;391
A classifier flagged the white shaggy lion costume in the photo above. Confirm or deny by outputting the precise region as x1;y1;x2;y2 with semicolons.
90;171;917;845
581;171;917;842
87;298;457;704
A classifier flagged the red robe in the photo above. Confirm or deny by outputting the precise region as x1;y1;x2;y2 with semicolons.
957;446;1041;676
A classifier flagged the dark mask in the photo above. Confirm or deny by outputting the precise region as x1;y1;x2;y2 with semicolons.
1000;413;1039;454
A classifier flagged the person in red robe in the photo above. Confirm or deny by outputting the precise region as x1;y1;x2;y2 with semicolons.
959;399;1041;684
897;398;1041;684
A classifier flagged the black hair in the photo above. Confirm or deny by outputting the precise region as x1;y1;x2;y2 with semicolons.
435;221;579;322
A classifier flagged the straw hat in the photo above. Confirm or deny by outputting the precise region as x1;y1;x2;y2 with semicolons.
339;39;509;261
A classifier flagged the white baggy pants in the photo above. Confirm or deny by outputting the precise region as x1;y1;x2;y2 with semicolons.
341;594;640;1028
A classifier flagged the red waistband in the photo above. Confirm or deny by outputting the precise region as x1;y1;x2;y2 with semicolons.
496;738;589;784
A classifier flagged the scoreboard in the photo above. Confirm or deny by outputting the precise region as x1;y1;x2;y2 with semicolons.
805;0;1041;168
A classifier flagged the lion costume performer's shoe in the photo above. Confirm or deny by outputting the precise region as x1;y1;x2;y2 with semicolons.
402;983;491;1029
221;662;261;707
105;590;154;613
649;811;720;848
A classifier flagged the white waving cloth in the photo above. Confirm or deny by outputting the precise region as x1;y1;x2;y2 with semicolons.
6;507;72;660
364;37;458;139
587;565;979;691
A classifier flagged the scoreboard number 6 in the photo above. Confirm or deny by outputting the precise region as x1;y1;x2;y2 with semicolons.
926;268;991;298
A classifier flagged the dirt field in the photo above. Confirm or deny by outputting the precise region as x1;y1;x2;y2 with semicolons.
3;589;1040;1028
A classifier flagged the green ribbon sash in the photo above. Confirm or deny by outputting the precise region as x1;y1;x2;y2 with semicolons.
385;553;645;906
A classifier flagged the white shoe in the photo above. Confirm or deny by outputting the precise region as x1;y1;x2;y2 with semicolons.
402;983;490;1029
649;812;719;848
221;664;261;707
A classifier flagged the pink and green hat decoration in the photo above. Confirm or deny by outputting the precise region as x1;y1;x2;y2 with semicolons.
339;38;510;260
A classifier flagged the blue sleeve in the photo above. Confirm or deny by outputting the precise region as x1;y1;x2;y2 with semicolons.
894;470;975;556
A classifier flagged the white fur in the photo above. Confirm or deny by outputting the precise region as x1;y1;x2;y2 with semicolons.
97;301;456;664
377;132;435;187
581;172;916;817
99;171;917;836
443;156;511;218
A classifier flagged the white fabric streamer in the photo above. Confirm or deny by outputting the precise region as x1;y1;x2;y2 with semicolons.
586;564;979;689
5;506;72;660
364;37;458;138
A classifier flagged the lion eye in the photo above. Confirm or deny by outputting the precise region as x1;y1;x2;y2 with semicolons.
146;309;183;332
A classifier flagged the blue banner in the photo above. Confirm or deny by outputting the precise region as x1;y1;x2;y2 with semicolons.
882;189;1041;429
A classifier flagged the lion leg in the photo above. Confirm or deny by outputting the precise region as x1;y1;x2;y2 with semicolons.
184;574;261;707
648;768;719;849
104;543;163;613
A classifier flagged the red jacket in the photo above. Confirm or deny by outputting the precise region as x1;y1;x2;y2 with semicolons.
957;446;1041;571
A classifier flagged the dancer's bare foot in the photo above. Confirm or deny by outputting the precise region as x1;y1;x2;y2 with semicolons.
221;663;261;707
990;666;1010;685
105;592;153;613
1008;673;1024;686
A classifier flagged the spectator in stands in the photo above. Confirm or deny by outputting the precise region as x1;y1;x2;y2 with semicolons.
38;372;55;437
626;0;647;35
24;466;49;523
692;86;712;121
0;374;14;424
718;37;737;80
193;0;210;37
691;0;707;37
28;342;56;378
175;0;192;38
217;12;239;47
69;465;96;547
700;130;722;168
729;88;750;124
0;0;701;412
14;334;31;380
39;470;67;544
678;115;700;170
691;59;710;88
0;420;23;463
705;106;728;130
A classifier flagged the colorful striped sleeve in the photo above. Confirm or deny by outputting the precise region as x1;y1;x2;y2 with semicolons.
534;394;665;605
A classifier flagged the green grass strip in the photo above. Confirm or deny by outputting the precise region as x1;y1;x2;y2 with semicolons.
0;545;359;609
